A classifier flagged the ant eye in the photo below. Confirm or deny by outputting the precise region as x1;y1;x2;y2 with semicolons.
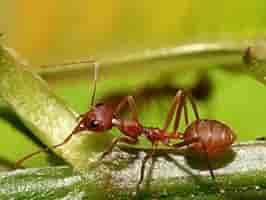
95;103;103;107
90;120;99;128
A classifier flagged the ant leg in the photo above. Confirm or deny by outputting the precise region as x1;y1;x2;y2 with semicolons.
200;142;215;180
185;90;200;120
162;90;184;131
183;96;189;126
115;96;139;122
100;137;138;160
173;92;186;133
137;143;157;189
171;138;215;180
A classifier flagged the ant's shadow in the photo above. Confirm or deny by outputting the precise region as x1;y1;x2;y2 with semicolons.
139;148;236;198
184;148;236;170
121;147;236;191
143;147;236;175
88;146;236;174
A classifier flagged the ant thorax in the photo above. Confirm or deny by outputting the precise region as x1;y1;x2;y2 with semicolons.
112;118;143;138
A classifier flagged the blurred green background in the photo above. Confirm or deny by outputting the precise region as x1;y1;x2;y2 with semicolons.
1;1;266;167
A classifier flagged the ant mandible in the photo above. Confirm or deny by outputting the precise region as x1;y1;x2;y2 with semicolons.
15;61;236;186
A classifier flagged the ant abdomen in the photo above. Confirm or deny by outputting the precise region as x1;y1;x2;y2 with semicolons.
183;119;236;157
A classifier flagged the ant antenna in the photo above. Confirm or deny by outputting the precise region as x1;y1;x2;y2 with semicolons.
39;59;99;108
39;58;95;68
90;62;99;107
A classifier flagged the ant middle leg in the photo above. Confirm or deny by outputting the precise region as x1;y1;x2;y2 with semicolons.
137;143;157;190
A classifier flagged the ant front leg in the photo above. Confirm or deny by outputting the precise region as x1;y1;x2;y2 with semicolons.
100;137;138;160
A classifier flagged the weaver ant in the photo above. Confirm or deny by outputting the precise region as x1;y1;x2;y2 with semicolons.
15;61;236;187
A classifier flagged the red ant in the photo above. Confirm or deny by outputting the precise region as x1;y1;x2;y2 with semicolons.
15;61;236;187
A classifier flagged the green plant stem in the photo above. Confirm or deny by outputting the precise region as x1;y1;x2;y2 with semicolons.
33;41;247;75
1;142;266;199
242;41;266;84
30;41;251;82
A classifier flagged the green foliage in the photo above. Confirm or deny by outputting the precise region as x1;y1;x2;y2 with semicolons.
1;40;266;198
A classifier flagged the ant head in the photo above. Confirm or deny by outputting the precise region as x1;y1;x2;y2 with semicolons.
74;62;114;133
75;103;114;133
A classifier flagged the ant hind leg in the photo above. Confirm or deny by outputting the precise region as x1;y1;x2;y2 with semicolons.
200;141;215;180
170;137;216;180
